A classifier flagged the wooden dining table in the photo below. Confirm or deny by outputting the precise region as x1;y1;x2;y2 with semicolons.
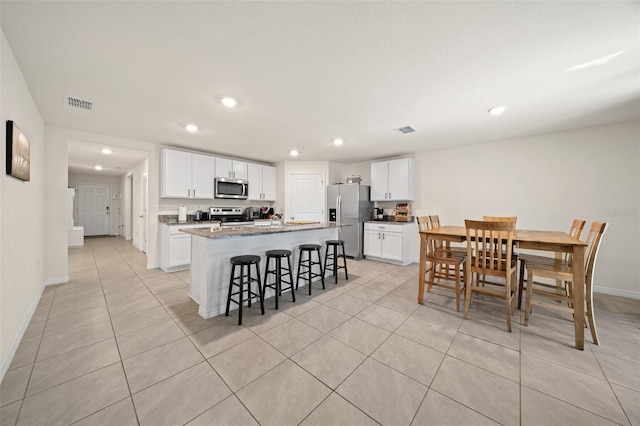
418;225;588;350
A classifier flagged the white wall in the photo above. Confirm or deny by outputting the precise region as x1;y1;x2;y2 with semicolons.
346;120;640;297
1;29;46;379
68;173;122;236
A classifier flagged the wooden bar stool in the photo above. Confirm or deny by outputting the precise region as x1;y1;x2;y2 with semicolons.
263;249;295;309
225;255;264;325
295;244;325;295
323;240;348;284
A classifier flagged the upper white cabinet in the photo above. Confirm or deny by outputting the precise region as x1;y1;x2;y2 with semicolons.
160;149;214;199
248;163;276;201
370;158;415;201
215;157;248;180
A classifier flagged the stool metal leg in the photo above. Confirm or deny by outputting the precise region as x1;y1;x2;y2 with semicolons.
287;255;295;302
307;251;312;295
226;264;236;317
238;264;245;325
318;249;325;289
255;264;265;315
341;243;349;280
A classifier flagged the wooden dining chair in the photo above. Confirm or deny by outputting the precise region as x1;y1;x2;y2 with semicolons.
524;221;608;344
428;215;466;282
419;215;466;312
464;219;518;332
478;216;518;287
517;219;586;309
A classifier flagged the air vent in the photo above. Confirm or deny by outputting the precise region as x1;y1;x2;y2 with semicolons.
65;96;92;111
396;125;416;134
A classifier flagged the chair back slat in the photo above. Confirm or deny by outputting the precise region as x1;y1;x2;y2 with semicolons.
585;222;608;285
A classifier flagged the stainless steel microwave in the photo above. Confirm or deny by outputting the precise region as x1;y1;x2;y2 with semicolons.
214;177;248;199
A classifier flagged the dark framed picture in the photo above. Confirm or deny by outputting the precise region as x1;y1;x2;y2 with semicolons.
6;120;30;181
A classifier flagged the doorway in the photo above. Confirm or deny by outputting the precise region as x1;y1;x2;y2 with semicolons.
76;183;111;236
288;173;325;223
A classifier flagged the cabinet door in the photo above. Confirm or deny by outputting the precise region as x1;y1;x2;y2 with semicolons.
261;165;276;201
170;234;191;266
232;161;248;180
387;158;413;201
161;149;191;198
191;153;214;199
214;158;232;178
381;231;403;261
247;163;263;200
370;161;388;201
364;230;382;257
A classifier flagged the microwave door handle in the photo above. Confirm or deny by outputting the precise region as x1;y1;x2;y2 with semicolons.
242;183;246;197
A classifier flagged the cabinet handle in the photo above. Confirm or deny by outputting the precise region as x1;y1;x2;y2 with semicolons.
193;189;196;197
378;233;381;239
188;189;190;197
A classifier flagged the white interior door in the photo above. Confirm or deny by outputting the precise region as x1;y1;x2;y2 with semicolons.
288;173;324;223
77;183;111;236
141;171;148;253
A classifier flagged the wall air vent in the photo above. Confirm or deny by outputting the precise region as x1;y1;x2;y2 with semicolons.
64;96;93;111
396;125;416;134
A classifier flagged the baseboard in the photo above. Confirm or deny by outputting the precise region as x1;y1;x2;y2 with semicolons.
593;286;640;300
0;285;44;383
147;263;159;270
43;275;70;286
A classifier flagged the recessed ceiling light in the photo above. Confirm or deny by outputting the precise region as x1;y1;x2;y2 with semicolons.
221;97;237;108
185;124;198;133
564;50;625;72
94;165;103;171
488;106;507;116
101;148;112;155
290;150;299;157
333;138;344;146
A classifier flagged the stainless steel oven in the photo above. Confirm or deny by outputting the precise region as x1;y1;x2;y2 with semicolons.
214;177;248;199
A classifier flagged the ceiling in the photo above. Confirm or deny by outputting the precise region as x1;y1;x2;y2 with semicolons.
67;140;148;177
2;1;638;174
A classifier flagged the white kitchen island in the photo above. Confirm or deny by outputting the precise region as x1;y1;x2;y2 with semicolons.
180;223;340;319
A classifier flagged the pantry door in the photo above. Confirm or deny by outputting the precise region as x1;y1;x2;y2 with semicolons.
288;173;324;223
77;183;111;236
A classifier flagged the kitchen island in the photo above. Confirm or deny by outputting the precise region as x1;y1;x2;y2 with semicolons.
180;223;340;319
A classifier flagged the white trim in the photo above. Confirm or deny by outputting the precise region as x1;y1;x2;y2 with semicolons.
0;286;44;383
147;263;159;270
594;286;640;300
43;275;70;286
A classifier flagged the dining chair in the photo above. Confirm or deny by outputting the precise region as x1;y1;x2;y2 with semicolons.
419;215;466;311
463;219;518;332
524;221;608;344
478;216;518;288
428;215;467;282
517;219;586;309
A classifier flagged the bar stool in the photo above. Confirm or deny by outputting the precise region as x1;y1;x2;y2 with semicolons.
225;255;264;325
296;244;325;295
324;240;348;284
263;249;295;309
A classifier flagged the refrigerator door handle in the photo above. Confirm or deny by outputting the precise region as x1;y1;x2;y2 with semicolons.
336;194;341;227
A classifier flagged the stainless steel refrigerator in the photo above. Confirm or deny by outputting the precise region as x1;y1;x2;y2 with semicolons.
327;184;372;259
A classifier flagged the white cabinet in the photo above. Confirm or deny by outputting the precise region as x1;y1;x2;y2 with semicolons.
215;157;248;180
370;158;415;201
363;222;417;266
159;223;212;272
247;163;276;201
160;149;214;199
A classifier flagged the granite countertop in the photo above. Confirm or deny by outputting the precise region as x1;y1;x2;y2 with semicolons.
365;220;415;225
162;220;222;226
179;222;342;239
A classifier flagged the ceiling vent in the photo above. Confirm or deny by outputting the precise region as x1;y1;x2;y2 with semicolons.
65;96;92;111
396;125;416;134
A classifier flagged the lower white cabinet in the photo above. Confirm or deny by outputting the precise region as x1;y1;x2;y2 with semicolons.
363;222;418;266
160;223;211;272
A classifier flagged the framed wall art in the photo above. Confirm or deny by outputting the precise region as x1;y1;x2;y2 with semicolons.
6;120;30;181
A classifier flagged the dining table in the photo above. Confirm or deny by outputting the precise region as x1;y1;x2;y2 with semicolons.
417;225;589;350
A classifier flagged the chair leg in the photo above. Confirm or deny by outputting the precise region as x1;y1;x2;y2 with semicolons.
505;277;512;333
586;283;599;345
454;263;461;312
525;269;534;326
238;265;245;325
463;266;472;319
518;260;525;310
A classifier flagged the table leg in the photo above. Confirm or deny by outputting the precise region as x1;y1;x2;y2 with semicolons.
418;233;426;304
572;245;586;350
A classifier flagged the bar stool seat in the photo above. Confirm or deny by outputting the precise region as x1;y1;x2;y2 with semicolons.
324;240;348;284
296;244;324;295
225;255;264;325
263;249;295;309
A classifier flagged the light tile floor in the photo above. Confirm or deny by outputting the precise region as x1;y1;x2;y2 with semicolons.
1;236;639;425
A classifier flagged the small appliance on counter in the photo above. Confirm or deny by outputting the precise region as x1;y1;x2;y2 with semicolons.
194;210;210;221
244;207;261;220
